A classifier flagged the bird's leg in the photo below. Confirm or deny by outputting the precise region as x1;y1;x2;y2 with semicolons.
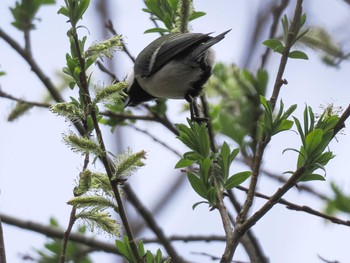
185;94;208;123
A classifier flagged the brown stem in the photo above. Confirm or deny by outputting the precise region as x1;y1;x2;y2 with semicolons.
200;95;216;152
59;207;77;263
70;29;142;261
235;185;350;226
0;89;51;108
237;139;268;223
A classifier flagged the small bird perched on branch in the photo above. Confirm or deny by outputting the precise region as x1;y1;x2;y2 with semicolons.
125;29;231;120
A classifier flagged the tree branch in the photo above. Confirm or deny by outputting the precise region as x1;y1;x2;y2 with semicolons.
235;186;350;226
0;89;51;108
0;28;63;103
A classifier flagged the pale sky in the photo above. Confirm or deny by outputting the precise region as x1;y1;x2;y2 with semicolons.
1;0;350;262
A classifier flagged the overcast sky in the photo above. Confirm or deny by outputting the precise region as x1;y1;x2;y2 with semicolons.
1;0;350;262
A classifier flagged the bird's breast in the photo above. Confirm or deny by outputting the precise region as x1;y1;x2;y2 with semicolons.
137;60;203;99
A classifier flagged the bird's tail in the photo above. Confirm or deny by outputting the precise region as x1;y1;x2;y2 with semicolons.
193;29;231;60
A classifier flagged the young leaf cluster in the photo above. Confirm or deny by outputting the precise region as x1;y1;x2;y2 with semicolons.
116;236;171;263
7;102;33;122
32;218;92;263
263;13;309;60
259;96;296;138
58;0;90;27
175;120;251;208
10;0;55;31
206;64;268;156
285;106;339;182
324;182;350;216
143;0;205;33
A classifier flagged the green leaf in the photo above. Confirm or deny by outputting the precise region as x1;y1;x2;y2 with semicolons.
76;0;90;22
206;187;217;205
187;172;207;199
229;148;240;163
115;239;134;263
288;50;309;60
273;119;294;135
168;0;178;10
192;201;208;210
299;173;325;182
58;7;69;17
220;142;230;180
189;11;206;21
199;158;211;183
315;151;334;166
224;171;252;190
293;116;305;147
263;39;284;51
163;13;173;30
305;129;323;156
175;158;194;169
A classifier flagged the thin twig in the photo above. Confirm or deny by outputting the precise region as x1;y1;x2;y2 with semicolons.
131;125;182;157
124;185;186;262
0;89;51;108
242;1;275;69
0;212;120;254
235;186;350;226
100;110;156;121
105;20;136;63
200;95;216;152
260;0;290;69
213;178;234;263
96;61;119;81
261;167;330;200
269;0;303;109
60;151;90;262
237;139;269;223
226;191;267;263
60;207;77;262
143;105;179;135
333;104;350;136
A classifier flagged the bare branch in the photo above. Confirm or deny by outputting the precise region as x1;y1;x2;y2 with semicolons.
0;28;63;103
0;89;51;108
235;186;350;227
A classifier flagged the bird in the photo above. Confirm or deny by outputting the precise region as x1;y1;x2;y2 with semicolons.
124;29;231;120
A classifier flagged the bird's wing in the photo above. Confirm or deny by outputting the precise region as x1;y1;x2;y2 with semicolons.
145;33;211;77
